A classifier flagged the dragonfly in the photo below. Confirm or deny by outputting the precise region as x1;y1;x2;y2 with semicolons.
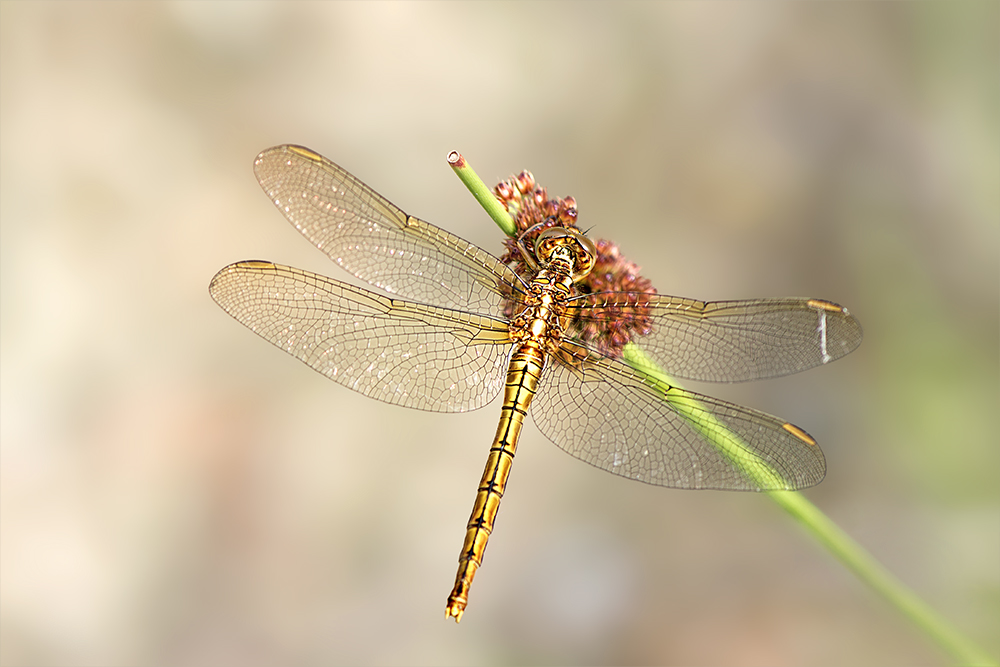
209;144;863;622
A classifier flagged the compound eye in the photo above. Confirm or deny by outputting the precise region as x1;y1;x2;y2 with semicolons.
572;234;597;279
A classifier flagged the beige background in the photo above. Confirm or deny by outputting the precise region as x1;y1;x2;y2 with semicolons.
1;2;997;665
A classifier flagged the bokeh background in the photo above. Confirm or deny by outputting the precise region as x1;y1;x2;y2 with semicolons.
1;2;997;665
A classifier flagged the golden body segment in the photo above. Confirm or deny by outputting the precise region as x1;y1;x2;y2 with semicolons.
445;341;543;621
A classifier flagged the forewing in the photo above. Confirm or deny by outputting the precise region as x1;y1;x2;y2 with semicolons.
253;145;525;314
568;294;862;382
209;261;512;412
530;342;825;491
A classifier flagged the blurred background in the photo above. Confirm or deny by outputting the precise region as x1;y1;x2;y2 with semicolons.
1;2;996;665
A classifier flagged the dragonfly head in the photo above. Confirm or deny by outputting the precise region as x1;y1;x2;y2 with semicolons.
534;227;597;281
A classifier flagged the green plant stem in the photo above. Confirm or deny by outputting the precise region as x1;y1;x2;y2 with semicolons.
453;151;997;666
770;491;995;666
447;151;515;236
623;343;788;490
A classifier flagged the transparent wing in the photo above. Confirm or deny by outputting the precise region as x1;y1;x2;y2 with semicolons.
253;145;525;314
209;261;513;413
530;342;825;491
567;294;862;383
